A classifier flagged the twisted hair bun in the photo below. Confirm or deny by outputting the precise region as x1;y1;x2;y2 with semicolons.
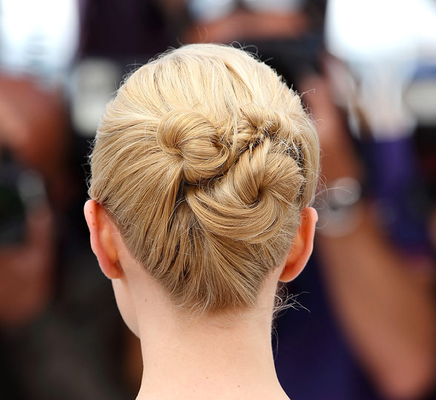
156;109;229;184
241;104;283;142
89;44;319;314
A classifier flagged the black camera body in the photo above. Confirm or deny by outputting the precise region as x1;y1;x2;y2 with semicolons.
0;149;45;246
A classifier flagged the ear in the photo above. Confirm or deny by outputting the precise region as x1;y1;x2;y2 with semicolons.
280;207;318;282
84;200;123;279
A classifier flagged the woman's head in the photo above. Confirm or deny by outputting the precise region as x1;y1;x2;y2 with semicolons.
88;44;319;315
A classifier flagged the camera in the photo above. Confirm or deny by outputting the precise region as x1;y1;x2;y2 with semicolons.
0;148;46;245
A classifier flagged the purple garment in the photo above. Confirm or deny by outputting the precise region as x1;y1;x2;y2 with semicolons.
274;255;381;400
80;0;171;58
362;136;432;257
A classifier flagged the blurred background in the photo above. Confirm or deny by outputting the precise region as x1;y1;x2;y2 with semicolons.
0;0;435;399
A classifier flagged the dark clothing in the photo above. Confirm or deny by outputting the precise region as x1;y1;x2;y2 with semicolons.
274;255;381;400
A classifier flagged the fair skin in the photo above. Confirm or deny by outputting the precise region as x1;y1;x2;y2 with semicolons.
84;199;317;400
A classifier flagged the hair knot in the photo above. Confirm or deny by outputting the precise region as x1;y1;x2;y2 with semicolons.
156;109;230;184
239;104;287;150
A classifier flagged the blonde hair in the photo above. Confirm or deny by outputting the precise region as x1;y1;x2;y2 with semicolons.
89;44;319;314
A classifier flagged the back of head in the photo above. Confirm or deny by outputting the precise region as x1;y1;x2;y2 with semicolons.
89;44;319;315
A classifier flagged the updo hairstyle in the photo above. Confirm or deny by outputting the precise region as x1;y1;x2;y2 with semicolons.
89;44;319;314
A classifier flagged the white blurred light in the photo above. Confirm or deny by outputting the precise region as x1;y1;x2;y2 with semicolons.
70;58;121;137
326;0;436;62
0;0;80;83
325;0;436;138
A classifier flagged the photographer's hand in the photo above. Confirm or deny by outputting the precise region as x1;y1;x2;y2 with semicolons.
0;202;55;329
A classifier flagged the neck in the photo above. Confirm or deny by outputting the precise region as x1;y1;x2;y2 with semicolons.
136;305;288;400
118;255;290;400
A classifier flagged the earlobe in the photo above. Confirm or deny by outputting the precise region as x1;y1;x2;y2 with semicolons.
280;207;318;282
84;200;123;280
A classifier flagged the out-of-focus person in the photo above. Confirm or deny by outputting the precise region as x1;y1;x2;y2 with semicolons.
0;1;170;398
318;2;436;398
0;0;79;330
152;1;436;399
